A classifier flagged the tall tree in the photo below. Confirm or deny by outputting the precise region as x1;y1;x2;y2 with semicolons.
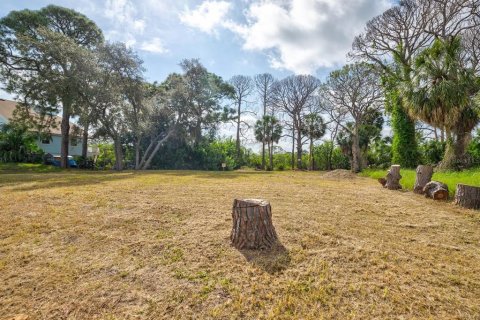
254;115;282;171
403;37;480;169
229;75;253;159
254;73;275;169
271;75;320;169
179;59;234;146
321;63;383;173
0;5;103;168
301;113;326;170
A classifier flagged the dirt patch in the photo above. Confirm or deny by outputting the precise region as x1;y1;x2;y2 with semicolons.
321;169;357;180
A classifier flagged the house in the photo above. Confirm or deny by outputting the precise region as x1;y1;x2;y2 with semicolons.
0;98;98;157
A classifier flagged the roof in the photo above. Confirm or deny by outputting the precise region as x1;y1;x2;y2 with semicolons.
0;98;80;135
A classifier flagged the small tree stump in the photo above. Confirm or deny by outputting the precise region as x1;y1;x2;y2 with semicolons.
455;184;480;210
231;199;278;250
414;165;433;194
423;181;449;200
384;165;402;190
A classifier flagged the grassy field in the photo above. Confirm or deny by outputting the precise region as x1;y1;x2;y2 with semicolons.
361;167;480;197
1;170;479;319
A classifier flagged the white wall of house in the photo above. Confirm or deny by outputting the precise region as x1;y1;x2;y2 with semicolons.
37;135;83;156
0;115;7;125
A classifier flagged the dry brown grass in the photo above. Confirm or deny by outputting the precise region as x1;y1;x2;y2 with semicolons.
0;170;479;319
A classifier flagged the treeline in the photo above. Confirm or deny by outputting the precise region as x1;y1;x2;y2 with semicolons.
1;1;480;172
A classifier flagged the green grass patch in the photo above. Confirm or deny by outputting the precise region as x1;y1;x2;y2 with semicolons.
0;162;61;173
360;167;480;196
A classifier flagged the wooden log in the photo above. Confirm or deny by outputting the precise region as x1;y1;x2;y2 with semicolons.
384;165;402;190
231;199;278;250
455;184;480;210
414;165;433;194
423;181;449;200
378;177;387;187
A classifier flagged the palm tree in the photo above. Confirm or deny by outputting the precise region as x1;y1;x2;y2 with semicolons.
402;37;480;170
255;115;282;170
301;114;326;170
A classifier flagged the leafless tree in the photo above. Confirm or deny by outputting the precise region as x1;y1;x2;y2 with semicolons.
271;75;320;169
320;63;383;173
229;75;254;158
254;73;275;169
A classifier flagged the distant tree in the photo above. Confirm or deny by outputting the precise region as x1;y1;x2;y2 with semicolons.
321;63;383;173
254;73;276;169
229;75;254;159
271;75;320;169
0;5;103;168
254;115;282;170
179;59;234;145
300;113;326;170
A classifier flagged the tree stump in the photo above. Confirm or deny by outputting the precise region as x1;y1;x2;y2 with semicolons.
423;181;449;200
384;165;402;190
414;165;434;194
231;199;278;250
455;184;480;210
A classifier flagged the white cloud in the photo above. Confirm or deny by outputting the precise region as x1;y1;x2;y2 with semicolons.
179;1;232;35
140;37;169;54
227;0;392;74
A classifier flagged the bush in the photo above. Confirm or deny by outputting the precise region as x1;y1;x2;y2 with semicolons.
0;123;43;163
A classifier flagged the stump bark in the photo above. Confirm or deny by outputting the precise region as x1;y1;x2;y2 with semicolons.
455;184;480;210
414;165;433;194
231;199;278;250
384;165;402;190
423;181;449;200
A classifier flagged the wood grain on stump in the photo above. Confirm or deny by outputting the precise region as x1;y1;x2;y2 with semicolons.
231;199;278;250
385;165;402;190
414;165;433;194
423;181;449;200
455;184;480;210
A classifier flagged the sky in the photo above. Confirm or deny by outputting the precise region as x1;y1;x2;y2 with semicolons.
0;0;394;149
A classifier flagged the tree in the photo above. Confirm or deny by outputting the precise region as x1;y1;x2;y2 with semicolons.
229;75;253;159
403;37;480;169
271;75;320;169
0;122;42;163
0;5;103;168
254;73;275;169
300;113;326;170
179;59;234;146
254;115;282;170
321;63;383;173
350;0;428;167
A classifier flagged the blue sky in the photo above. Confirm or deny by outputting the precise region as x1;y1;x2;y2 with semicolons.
0;0;394;148
0;0;393;86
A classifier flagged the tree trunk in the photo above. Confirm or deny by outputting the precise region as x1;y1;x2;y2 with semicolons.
384;165;402;190
140;130;174;170
135;138;141;170
231;199;278;250
414;165;433;194
261;139;266;170
113;137;123;171
296;119;302;170
455;184;480;210
291;126;295;170
60;105;71;169
268;141;274;171
351;124;361;173
236;100;241;160
309;138;314;170
424;181;449;200
82;122;89;159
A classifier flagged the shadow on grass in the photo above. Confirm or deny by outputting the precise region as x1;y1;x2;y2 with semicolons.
1;171;136;191
240;242;291;274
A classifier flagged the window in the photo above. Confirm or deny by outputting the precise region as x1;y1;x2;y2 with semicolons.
41;138;50;144
71;138;78;146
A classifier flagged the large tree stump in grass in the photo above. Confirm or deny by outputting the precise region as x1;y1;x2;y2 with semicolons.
423;181;449;200
231;199;278;250
455;184;480;210
414;165;433;194
384;165;402;190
